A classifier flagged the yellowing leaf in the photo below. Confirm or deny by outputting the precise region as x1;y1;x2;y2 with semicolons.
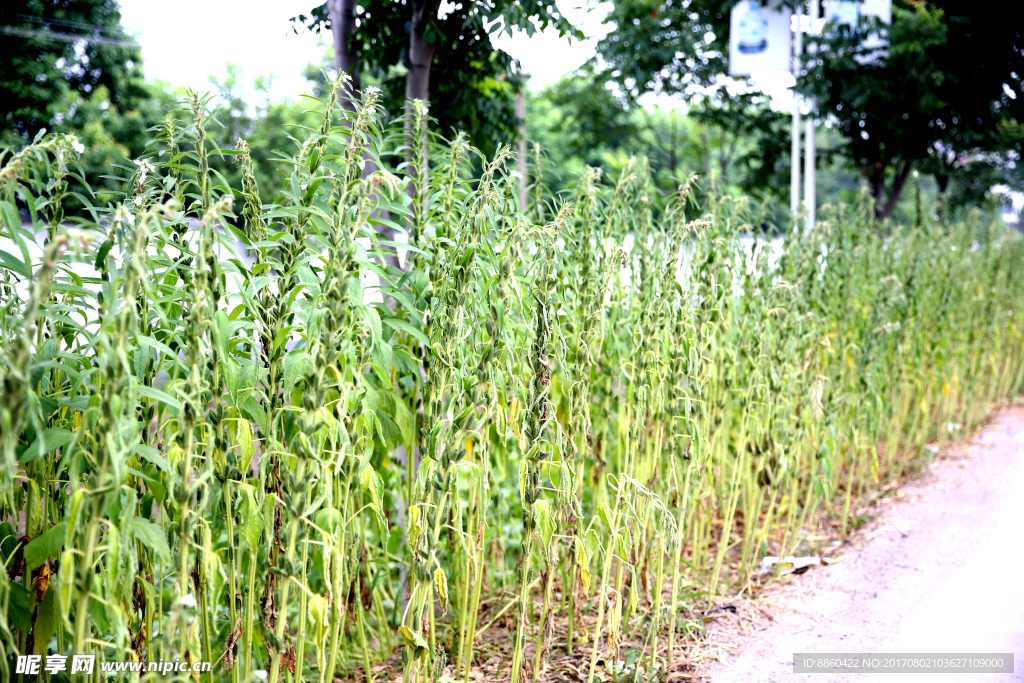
434;567;449;614
607;592;622;656
534;499;555;550
409;505;421;547
308;595;329;655
359;463;375;491
236;418;254;464
398;625;429;651
574;536;589;568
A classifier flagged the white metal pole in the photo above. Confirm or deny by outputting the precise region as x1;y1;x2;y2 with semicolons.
790;13;803;224
804;107;816;229
804;1;819;230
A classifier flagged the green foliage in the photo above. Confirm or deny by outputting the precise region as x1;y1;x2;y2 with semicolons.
528;75;788;214
291;0;580;154
56;82;176;206
205;64;322;203
0;2;176;210
2;78;1023;683
598;0;1024;218
0;0;148;142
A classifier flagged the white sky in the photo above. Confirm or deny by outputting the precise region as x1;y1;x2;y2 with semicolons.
119;0;621;101
118;0;793;111
118;0;325;100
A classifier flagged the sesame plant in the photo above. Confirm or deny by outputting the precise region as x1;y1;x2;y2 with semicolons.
2;76;1024;683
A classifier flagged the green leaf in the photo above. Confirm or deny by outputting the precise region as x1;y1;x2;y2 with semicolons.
24;522;65;572
393;395;416;448
94;238;114;269
136;334;178;359
0;521;17;560
7;582;33;631
89;596;111;633
0;249;30;278
131;517;171;562
133;444;170;473
133;339;152;380
137;383;183;410
382;316;429;346
215;310;231;359
20;428;77;464
585;528;601;561
314;507;343;535
33;586;59;654
372;339;394;374
366;306;383;345
241;396;268;433
283;351;309;393
237;482;265;551
223;357;241;406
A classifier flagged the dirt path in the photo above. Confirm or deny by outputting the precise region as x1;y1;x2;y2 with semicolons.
703;405;1024;683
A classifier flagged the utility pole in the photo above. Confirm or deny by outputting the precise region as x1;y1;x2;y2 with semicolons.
790;9;803;224
803;0;819;230
516;76;529;212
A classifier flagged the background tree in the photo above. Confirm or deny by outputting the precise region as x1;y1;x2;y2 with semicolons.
0;0;173;207
593;1;796;204
292;0;580;154
206;64;321;203
597;0;1024;220
1;0;147;142
800;7;950;218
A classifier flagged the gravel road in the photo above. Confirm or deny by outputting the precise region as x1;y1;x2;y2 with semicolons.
705;405;1024;683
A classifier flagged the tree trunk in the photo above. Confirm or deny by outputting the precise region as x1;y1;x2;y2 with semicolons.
328;0;401;273
935;172;950;223
869;162;887;211
700;130;710;178
669;112;677;179
329;0;361;102
394;0;442;274
876;160;912;220
406;0;443;104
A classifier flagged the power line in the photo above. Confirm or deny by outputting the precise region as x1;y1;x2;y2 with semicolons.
0;25;140;49
0;12;129;37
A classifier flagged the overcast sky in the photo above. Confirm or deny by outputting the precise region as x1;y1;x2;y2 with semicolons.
118;0;618;101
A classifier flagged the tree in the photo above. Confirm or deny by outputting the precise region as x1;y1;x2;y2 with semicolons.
527;70;786;221
291;0;580;154
206;65;321;204
595;0;749;98
541;64;639;164
597;0;1024;219
799;7;950;218
920;1;1024;211
1;0;147;143
594;0;796;202
689;91;791;196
